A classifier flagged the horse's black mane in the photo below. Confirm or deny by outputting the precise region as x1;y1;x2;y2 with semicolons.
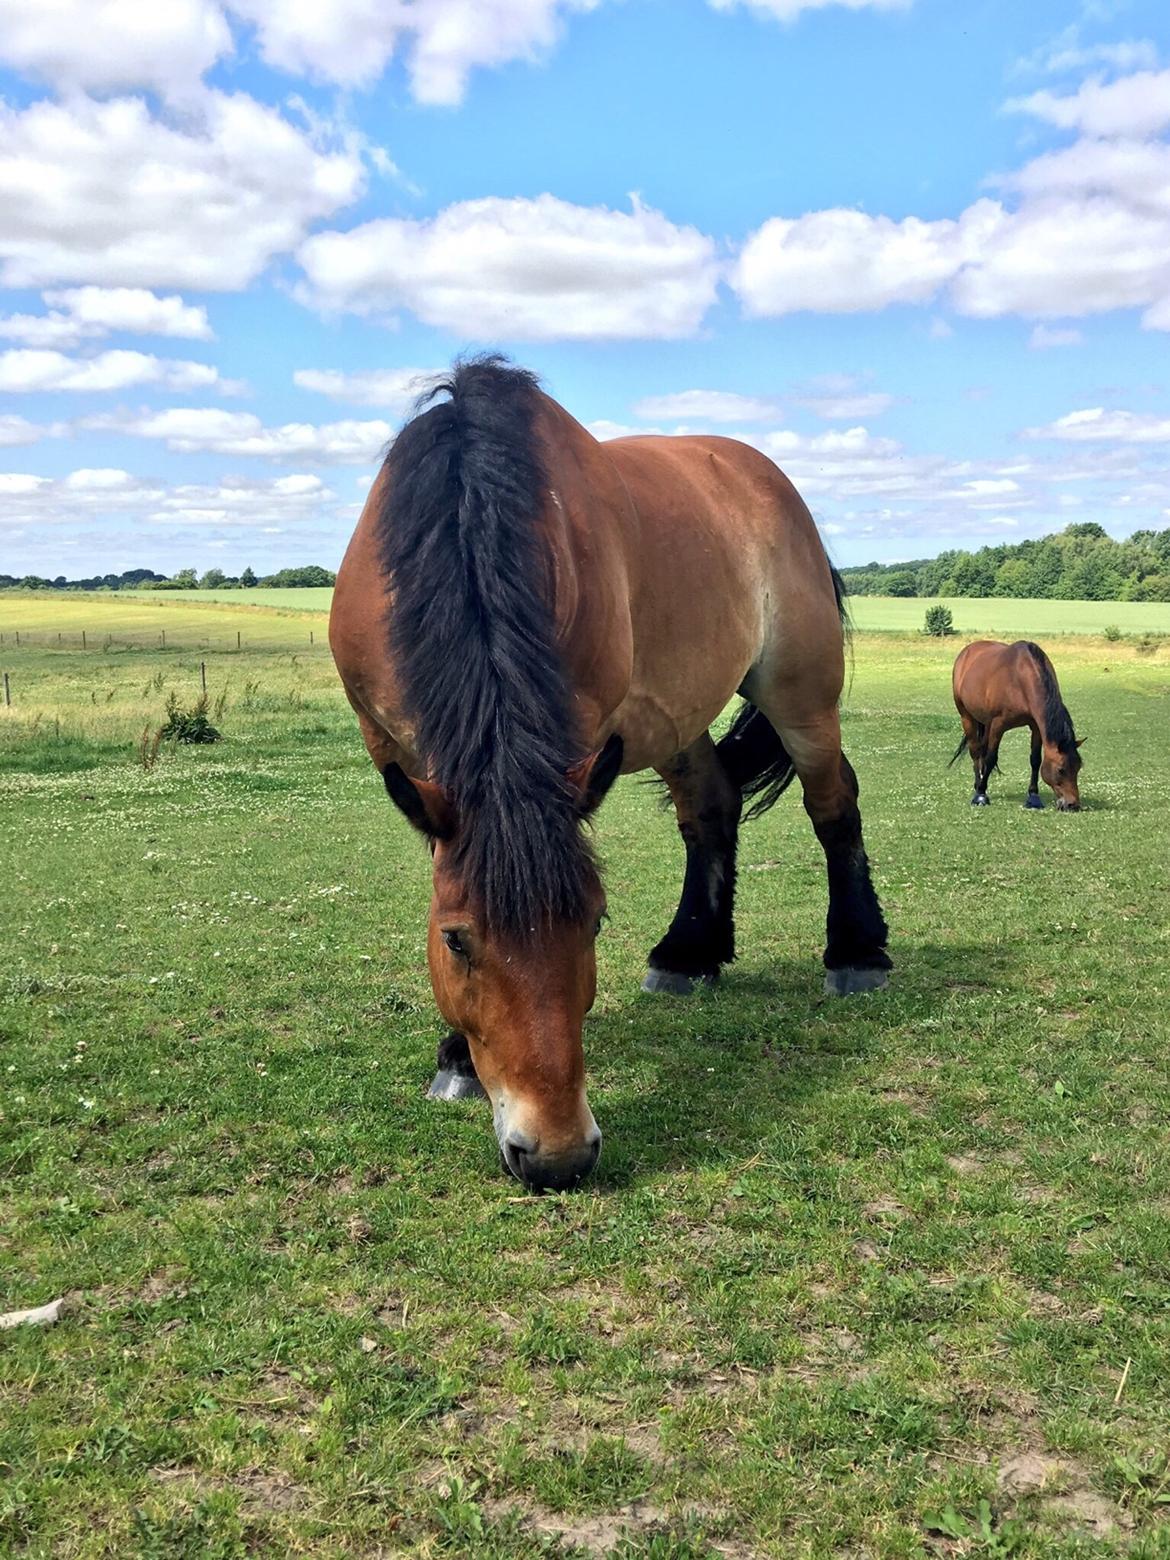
1021;641;1079;759
376;355;595;935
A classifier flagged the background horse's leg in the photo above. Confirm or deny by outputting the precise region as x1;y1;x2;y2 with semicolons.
1025;730;1044;808
643;734;742;995
771;710;891;996
428;1032;487;1100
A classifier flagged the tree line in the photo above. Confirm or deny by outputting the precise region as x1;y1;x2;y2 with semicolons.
1;565;337;592
839;522;1170;602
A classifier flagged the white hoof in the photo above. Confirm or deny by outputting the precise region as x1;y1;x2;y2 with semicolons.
824;966;889;997
427;1069;486;1101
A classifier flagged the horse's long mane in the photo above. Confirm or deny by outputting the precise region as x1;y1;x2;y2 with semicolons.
1021;641;1079;757
376;355;594;935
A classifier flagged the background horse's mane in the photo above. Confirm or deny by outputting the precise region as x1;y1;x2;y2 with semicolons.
377;354;596;935
1021;641;1079;757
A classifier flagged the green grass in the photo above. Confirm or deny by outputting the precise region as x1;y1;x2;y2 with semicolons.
847;596;1170;636
2;617;1170;1557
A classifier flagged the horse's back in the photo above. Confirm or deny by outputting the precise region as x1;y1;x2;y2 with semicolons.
952;639;1038;726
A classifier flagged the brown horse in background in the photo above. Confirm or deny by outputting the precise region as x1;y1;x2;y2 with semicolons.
951;640;1084;810
330;357;890;1191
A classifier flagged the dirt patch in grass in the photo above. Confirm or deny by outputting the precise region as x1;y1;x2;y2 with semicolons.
150;1465;308;1516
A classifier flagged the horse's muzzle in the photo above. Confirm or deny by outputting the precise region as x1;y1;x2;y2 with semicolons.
1056;798;1081;812
500;1129;601;1192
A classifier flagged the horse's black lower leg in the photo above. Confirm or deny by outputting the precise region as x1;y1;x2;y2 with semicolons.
644;735;741;995
428;1032;486;1100
808;756;892;996
1025;733;1044;808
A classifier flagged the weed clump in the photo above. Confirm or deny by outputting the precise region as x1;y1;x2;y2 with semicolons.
160;692;221;744
1103;624;1123;642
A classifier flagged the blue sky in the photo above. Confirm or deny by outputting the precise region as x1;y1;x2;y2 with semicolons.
2;0;1169;576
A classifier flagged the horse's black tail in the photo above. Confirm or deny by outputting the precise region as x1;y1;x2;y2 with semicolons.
716;703;797;820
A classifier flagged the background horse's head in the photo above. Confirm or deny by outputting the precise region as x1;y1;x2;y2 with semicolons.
383;735;623;1191
1041;736;1084;810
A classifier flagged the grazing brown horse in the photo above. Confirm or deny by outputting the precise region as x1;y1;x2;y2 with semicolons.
951;640;1084;810
330;357;890;1190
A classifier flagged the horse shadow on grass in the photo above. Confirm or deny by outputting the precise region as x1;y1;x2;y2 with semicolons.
580;939;1022;1192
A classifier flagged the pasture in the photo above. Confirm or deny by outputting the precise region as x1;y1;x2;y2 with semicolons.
2;597;1169;1557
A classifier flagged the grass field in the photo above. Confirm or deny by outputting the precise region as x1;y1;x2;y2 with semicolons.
5;590;1170;645
2;606;1169;1557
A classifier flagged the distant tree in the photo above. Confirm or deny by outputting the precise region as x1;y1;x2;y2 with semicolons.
199;568;226;589
240;566;258;587
992;558;1035;598
924;605;955;636
258;565;337;588
884;570;918;597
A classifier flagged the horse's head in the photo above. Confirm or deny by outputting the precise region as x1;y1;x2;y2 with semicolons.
1041;738;1084;811
383;736;623;1192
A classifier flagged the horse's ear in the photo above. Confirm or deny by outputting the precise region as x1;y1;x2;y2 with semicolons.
1076;737;1086;748
569;733;624;819
383;764;456;840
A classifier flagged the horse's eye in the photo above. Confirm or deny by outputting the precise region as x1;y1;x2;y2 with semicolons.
442;929;467;957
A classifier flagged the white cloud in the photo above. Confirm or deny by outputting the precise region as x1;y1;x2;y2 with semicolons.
44;288;213;340
84;407;392;462
231;0;600;103
0;466;338;532
632;389;781;423
1006;70;1170;139
0;348;234;394
1012;30;1159;78
293;366;439;413
1029;324;1083;348
0;0;231;98
0;414;59;447
0;92;366;291
296;194;720;340
796;389;895;419
1023;407;1170;443
1;289;213;348
733;203;1000;315
707;0;911;20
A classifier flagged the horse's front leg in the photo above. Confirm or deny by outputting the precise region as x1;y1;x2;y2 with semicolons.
643;733;742;995
1025;731;1044;808
428;1032;486;1100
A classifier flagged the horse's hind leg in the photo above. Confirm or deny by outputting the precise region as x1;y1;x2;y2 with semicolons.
972;717;1005;807
643;733;742;995
770;710;891;995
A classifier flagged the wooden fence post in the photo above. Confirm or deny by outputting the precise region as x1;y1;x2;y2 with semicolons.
3;672;9;708
200;661;207;694
237;630;241;650
82;630;87;650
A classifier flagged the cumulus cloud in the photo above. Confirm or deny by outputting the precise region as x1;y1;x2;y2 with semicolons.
632;389;781;423
293;366;439;413
0;92;366;291
231;0;600;103
83;407;392;462
0;414;60;447
0;349;235;394
0;466;338;532
733;204;1000;315
0;0;231;99
1011;27;1159;79
1023;407;1170;443
296;194;720;339
1006;69;1170;139
707;0;911;20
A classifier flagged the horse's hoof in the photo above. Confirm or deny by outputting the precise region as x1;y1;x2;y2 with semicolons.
641;967;714;996
1024;794;1044;809
824;966;889;997
970;793;990;807
427;1069;487;1101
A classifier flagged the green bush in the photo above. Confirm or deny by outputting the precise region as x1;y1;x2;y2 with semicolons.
160;692;221;744
1103;624;1123;642
923;605;955;637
